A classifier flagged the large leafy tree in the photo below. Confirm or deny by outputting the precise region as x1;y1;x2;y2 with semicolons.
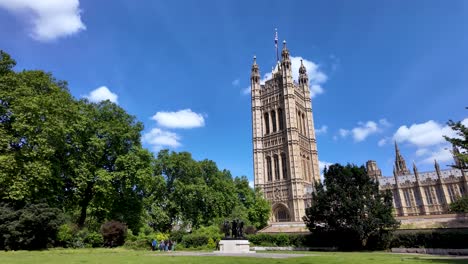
444;111;468;168
0;52;79;205
303;164;399;249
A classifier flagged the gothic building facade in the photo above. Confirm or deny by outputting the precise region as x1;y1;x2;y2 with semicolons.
251;41;320;223
367;143;468;216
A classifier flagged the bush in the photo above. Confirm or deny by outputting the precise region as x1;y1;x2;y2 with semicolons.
0;203;64;250
182;234;209;248
100;220;127;247
391;228;468;249
84;231;103;248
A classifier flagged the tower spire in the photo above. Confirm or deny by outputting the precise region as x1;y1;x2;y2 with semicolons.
274;28;279;62
394;141;410;176
250;55;260;84
299;59;308;85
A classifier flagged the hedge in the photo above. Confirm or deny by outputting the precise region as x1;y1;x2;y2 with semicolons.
391;228;468;249
248;228;468;250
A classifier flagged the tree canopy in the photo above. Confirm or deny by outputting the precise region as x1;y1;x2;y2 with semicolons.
0;50;270;250
444;111;468;168
303;164;399;249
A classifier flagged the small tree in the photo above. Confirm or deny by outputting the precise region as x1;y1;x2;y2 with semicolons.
450;195;468;213
303;164;399;250
100;220;127;247
444;111;468;168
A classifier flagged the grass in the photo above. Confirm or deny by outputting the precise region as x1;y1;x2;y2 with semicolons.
0;248;467;264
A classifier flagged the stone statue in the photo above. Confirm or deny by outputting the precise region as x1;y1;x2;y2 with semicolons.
231;219;238;238
222;220;231;238
238;221;244;238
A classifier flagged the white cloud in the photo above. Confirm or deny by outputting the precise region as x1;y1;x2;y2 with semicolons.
151;109;205;129
232;79;240;86
392;118;467;165
352;121;379;142
339;128;349;138
421;146;453;164
242;56;328;98
315;125;328;135
393;119;466;148
319;160;333;173
339;119;390;142
142;128;181;151
378;138;388;147
84;86;118;104
415;148;429;157
319;160;334;182
0;0;86;41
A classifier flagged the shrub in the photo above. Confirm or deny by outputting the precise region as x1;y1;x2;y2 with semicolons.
0;203;64;250
391;228;468;249
84;231;103;248
170;230;188;243
100;220;127;247
182;234;209;248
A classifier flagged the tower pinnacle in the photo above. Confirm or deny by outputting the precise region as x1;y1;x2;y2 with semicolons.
394;141;410;176
299;59;308;85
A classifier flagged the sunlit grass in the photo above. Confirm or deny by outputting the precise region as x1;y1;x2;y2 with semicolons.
0;248;466;264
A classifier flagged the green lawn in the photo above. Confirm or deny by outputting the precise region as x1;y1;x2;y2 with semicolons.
0;248;467;264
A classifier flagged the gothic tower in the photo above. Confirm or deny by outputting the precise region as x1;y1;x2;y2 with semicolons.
394;141;410;176
251;41;320;222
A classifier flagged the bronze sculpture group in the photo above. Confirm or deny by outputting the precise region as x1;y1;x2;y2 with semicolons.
222;219;245;239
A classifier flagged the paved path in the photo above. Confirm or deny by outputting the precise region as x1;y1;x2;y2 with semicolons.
152;251;314;258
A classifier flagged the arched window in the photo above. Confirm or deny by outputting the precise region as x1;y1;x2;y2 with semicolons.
278;108;284;130
275;206;290;222
271;110;277;132
302;114;307;135
297;111;302;134
264;113;270;134
302;158;307;180
274;155;280;180
266;156;272;182
281;153;288;179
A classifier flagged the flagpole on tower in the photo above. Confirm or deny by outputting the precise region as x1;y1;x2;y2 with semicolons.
275;28;279;62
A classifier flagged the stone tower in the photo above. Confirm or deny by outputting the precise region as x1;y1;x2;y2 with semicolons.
251;41;320;223
393;141;410;176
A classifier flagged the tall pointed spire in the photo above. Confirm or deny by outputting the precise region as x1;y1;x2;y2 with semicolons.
394;141;410;176
299;59;308;85
250;55;260;84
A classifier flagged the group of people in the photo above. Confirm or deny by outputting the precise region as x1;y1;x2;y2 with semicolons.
151;239;175;251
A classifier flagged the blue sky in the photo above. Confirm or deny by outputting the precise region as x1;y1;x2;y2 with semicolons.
1;0;467;183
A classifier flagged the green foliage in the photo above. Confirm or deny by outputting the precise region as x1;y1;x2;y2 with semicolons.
303;164;400;250
444;113;468;168
100;221;127;247
0;51;271;250
0;203;64;250
181;234;209;248
391;228;468;249
57;224;103;248
450;195;468;213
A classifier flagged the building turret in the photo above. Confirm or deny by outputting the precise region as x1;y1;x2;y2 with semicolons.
412;161;420;181
434;159;441;178
394;141;410;176
250;56;260;84
366;160;382;180
281;41;293;83
298;59;308;85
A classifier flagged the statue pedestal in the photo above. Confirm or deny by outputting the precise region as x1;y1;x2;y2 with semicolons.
218;240;252;253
